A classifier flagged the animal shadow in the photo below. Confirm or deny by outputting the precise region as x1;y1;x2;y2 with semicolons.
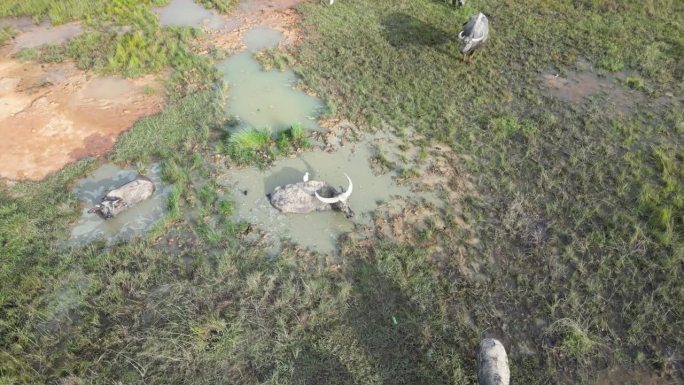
430;0;462;7
291;345;354;385
263;166;307;195
345;260;451;384
381;12;452;48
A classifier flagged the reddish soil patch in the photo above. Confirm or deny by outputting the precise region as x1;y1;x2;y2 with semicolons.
68;133;114;160
0;55;164;180
199;0;311;52
541;69;647;116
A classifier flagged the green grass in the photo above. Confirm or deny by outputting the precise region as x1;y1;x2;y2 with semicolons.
226;124;312;167
196;0;238;13
0;0;103;24
7;0;217;93
1;0;682;384
0;25;17;45
290;0;683;382
112;91;223;163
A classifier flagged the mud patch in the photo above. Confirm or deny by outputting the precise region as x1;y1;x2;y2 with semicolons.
68;133;115;160
198;0;307;52
0;17;83;53
0;57;164;180
317;120;476;252
541;63;645;115
217;121;472;254
0;17;36;33
69;163;171;246
596;367;671;385
217;137;412;254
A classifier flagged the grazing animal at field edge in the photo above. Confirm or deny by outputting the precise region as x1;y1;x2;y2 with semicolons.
477;338;510;385
268;173;354;218
459;12;489;62
88;177;155;219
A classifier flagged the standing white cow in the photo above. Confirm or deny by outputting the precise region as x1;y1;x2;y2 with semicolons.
459;12;489;62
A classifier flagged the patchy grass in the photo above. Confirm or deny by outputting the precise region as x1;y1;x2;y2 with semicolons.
276;123;310;152
291;0;683;383
7;0;217;93
0;0;682;384
0;0;103;24
0;25;17;45
196;0;239;13
225;124;312;167
112;90;223;164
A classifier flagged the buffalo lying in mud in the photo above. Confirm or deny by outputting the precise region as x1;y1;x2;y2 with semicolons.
477;338;510;385
268;173;354;218
88;177;155;219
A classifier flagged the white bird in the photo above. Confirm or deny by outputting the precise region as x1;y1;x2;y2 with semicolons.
303;172;309;182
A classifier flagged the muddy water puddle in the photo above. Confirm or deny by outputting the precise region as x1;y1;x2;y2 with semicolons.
154;0;229;29
0;17;83;53
69;163;171;246
217;131;443;254
218;27;324;133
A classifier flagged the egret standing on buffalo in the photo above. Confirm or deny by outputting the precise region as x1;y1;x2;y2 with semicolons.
459;12;489;62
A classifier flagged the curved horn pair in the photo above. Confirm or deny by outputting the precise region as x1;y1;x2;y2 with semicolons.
471;35;485;43
315;173;353;204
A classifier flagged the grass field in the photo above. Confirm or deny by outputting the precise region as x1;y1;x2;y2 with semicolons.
0;0;682;384
6;0;220;94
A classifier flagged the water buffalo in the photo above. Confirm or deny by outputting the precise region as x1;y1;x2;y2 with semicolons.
459;12;489;62
88;177;155;219
477;338;510;385
268;173;354;218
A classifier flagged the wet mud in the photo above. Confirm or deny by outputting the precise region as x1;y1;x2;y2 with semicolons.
0;57;164;180
217;120;472;254
540;61;648;115
0;17;83;53
218;138;410;254
197;0;309;52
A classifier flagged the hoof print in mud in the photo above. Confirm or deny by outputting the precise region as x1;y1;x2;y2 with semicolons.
88;177;156;219
269;173;354;218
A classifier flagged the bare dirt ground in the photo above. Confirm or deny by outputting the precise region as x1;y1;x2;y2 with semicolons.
0;52;164;180
199;0;310;52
